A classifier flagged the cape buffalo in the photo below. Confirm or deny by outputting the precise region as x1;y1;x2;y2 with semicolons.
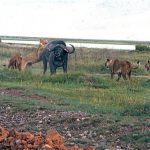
40;40;75;75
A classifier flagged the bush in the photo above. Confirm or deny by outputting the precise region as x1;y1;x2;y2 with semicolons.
136;44;150;51
132;67;147;76
122;102;150;116
141;78;150;88
0;51;11;58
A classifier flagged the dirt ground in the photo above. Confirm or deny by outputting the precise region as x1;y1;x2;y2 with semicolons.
0;87;149;150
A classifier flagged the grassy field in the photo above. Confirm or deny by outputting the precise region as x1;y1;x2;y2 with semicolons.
0;42;150;149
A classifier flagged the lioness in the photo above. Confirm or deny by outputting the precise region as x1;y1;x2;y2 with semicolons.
20;39;48;71
105;59;132;81
145;60;150;71
8;53;22;71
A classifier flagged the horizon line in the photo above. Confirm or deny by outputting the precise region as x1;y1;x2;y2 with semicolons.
1;35;150;45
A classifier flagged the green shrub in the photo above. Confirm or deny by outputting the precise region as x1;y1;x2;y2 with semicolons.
141;78;150;88
136;44;150;51
122;101;150;116
120;131;150;145
132;67;147;76
0;51;11;58
99;64;110;74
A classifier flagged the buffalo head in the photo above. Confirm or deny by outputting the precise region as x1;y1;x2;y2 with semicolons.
52;44;75;67
42;40;75;75
52;44;75;54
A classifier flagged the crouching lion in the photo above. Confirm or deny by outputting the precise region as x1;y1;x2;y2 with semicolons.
8;53;22;71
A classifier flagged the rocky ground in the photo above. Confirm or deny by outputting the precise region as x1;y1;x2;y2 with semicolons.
0;87;149;150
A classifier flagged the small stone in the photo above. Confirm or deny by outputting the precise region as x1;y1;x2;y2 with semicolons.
82;136;86;139
67;133;72;137
1;92;4;95
76;118;80;122
39;120;43;124
116;145;122;150
6;106;11;110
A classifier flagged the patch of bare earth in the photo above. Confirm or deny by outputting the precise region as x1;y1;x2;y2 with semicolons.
0;87;149;149
0;87;49;102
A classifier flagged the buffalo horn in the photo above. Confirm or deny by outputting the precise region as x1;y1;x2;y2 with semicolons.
64;44;75;54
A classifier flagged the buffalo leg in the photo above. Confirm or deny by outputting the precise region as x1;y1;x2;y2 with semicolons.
43;57;47;74
49;55;56;75
49;62;56;75
63;55;68;73
50;67;56;75
63;62;67;73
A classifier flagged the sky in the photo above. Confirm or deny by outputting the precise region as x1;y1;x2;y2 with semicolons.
0;0;150;41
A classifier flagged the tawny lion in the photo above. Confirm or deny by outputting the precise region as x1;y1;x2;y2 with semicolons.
20;39;48;70
105;59;140;81
8;39;48;71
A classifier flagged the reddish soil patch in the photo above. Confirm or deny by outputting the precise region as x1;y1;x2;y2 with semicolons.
145;73;150;77
0;126;94;150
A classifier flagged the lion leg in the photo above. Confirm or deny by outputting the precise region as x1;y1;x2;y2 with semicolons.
11;62;16;69
20;63;27;71
8;63;12;69
116;73;121;81
8;64;11;68
8;61;15;69
111;72;114;79
122;73;127;80
14;60;18;69
128;71;131;80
